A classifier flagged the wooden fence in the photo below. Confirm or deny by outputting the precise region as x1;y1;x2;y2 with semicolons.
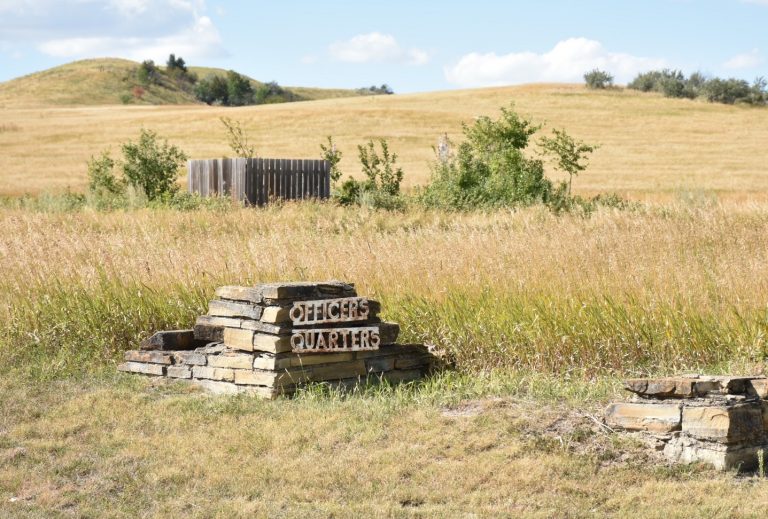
187;158;331;205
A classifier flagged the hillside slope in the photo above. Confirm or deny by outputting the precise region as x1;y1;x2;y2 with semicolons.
0;58;365;107
1;83;767;199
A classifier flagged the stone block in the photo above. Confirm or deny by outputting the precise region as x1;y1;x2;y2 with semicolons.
208;299;263;320
123;350;173;365
117;362;165;376
682;403;765;444
214;286;264;304
223;328;255;352
605;402;682;433
253;333;293;353
207;353;255;370
747;378;768;399
167;366;192;379
192;366;235;382
625;375;763;399
172;351;207;366
308;360;367;382
196;315;245;329
365;356;396;373
379;322;400;345
140;330;197;351
260;306;292;324
663;435;768;471
382;369;425;384
259;281;356;302
241;320;292;335
190;379;242;395
193;324;223;342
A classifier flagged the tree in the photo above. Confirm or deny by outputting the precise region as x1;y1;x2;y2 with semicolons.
539;128;597;195
220;117;255;158
195;74;229;105
166;53;187;73
583;69;614;89
226;70;255;106
358;139;403;196
137;60;159;86
121;129;188;201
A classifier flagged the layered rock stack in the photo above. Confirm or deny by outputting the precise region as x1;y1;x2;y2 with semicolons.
118;281;435;398
606;375;768;470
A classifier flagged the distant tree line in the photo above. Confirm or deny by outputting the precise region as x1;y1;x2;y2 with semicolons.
357;84;394;95
584;67;767;106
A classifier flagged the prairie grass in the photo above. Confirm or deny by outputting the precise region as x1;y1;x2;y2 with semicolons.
2;201;767;379
2;84;768;199
2;372;768;518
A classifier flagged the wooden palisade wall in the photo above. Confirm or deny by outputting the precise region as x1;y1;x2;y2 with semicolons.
188;158;331;205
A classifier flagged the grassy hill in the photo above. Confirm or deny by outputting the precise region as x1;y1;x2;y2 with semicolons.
1;83;767;198
0;58;365;108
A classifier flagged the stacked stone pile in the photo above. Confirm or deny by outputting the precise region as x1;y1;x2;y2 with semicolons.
119;281;435;398
605;375;768;470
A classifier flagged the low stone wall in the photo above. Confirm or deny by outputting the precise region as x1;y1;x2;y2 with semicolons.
606;375;768;470
118;281;436;397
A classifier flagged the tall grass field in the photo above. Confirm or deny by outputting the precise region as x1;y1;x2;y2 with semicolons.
2;82;768;517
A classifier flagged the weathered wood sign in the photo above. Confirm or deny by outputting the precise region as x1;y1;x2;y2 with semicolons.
290;297;379;352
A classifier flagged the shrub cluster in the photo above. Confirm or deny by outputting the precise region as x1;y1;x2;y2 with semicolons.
583;69;614;89
627;69;767;105
87;129;189;209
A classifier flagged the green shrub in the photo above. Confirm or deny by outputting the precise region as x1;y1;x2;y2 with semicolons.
87;151;127;209
702;77;752;104
583;69;614;89
539;128;597;195
320;136;343;185
332;139;405;210
420;104;553;210
121;129;188;201
137;60;159;86
220;117;255;158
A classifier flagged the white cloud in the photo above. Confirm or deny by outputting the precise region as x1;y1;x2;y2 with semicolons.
38;14;225;61
329;32;429;65
1;0;225;61
445;38;666;87
724;49;763;69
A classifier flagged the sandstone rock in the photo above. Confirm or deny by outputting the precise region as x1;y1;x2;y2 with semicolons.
252;333;293;354
748;379;768;399
171;351;207;366
663;434;768;471
139;330;198;351
123;350;173;365
193;323;223;342
208;299;263;320
167;366;192;379
192;366;235;382
214;286;264;304
117;362;165;376
682;403;765;444
207;353;255;370
223;328;255;352
260;306;292;324
605;402;682;433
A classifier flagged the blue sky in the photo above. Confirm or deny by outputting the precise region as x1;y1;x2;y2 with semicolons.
0;0;766;92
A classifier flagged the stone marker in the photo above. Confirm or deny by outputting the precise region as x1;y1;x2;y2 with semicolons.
118;281;435;398
607;374;768;471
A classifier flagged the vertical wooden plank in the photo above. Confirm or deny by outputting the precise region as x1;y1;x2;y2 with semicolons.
258;158;265;206
290;159;297;201
278;158;285;201
253;158;261;206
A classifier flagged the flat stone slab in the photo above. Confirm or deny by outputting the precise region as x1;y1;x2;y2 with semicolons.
663;435;768;471
140;330;200;351
605;402;682;433
625;375;767;399
682;403;766;444
215;281;356;305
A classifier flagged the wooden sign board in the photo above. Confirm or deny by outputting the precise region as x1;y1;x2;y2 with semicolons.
291;326;380;352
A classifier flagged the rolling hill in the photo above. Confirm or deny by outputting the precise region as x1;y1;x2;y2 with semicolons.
0;58;366;108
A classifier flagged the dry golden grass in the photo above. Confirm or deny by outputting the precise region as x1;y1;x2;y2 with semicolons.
2;375;767;518
2;84;768;199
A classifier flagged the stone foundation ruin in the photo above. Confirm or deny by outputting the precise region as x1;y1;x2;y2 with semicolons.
606;375;768;470
119;281;436;398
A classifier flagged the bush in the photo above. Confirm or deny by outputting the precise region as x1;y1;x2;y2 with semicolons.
583;69;614;89
121;129;188;201
226;70;255;106
87;151;126;209
220;117;255;158
137;60;159;86
628;69;767;106
332;139;405;210
420;105;553;210
195;75;229;105
320;136;343;185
